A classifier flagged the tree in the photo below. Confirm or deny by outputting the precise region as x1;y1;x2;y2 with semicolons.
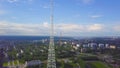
0;48;5;68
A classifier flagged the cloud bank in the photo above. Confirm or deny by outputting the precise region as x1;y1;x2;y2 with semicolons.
0;21;119;36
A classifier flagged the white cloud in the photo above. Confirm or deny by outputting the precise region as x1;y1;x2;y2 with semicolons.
81;0;94;4
56;24;83;32
43;22;49;28
113;25;120;31
7;0;35;3
28;0;33;2
0;21;106;36
91;15;103;18
87;24;103;31
54;23;104;36
7;0;18;3
41;3;50;9
42;4;50;9
55;23;103;32
0;21;50;35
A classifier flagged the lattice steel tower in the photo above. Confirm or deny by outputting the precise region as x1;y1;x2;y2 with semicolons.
47;0;56;68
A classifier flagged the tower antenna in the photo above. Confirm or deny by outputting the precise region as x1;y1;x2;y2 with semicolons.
47;0;56;68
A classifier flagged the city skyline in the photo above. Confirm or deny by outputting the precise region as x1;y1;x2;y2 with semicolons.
0;0;120;36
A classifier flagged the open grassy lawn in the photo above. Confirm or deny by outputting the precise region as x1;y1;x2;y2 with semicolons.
3;60;24;67
90;61;110;68
78;59;86;68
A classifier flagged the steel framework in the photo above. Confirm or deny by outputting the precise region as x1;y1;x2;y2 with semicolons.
47;0;56;68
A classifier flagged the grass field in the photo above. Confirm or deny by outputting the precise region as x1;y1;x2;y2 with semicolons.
78;59;86;68
3;60;23;67
90;61;110;68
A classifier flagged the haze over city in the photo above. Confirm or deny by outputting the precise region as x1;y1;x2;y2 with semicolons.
0;0;120;36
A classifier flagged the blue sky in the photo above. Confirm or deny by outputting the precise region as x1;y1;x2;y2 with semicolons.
0;0;120;36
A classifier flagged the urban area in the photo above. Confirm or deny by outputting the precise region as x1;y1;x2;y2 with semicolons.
0;37;120;68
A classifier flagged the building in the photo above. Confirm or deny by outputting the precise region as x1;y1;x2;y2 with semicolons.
26;60;42;67
98;43;105;49
109;45;116;49
88;43;97;49
105;44;109;48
